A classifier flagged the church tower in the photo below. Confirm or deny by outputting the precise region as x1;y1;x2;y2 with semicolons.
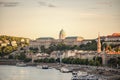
59;29;65;40
97;33;101;53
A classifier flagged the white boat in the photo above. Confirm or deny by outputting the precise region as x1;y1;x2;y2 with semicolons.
78;71;88;76
16;62;27;67
42;65;49;69
36;65;42;69
86;75;98;80
60;67;72;73
71;76;79;80
71;71;98;80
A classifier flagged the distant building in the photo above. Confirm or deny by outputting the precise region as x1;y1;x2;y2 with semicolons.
49;50;96;60
62;50;77;58
26;38;30;44
75;51;96;60
0;40;3;44
36;37;54;48
64;36;84;46
1;43;7;47
21;39;25;42
97;33;120;45
80;39;94;45
4;40;10;45
29;37;54;49
11;41;17;46
98;33;120;65
59;29;66;40
29;29;85;49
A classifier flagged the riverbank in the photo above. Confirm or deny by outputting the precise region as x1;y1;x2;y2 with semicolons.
0;59;120;80
28;63;120;80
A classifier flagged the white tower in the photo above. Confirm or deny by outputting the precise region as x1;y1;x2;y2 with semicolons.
97;33;101;53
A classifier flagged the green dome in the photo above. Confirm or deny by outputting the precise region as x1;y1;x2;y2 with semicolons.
59;29;66;39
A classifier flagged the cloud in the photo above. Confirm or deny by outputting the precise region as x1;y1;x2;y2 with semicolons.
38;1;46;6
48;4;56;7
38;1;56;7
0;2;19;7
96;1;112;7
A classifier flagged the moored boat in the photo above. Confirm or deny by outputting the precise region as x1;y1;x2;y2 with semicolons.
71;71;98;80
60;67;72;73
16;62;27;67
36;65;42;69
42;65;49;69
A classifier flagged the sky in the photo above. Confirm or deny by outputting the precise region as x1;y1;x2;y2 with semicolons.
0;0;120;39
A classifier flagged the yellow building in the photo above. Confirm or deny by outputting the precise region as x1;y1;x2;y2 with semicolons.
29;29;84;48
64;36;84;46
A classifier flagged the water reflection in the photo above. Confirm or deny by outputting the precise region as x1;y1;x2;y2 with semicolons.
0;65;72;80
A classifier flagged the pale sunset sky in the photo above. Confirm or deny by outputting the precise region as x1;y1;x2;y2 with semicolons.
0;0;120;39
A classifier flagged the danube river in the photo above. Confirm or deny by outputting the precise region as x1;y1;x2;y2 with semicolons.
0;65;72;80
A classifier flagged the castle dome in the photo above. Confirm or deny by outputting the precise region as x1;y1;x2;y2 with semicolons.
59;29;66;39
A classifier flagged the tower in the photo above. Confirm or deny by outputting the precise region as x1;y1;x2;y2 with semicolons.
59;29;65;40
97;33;101;53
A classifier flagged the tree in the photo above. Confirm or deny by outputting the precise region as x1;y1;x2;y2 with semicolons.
8;55;14;59
40;45;46;53
29;47;39;53
108;58;117;67
88;60;95;66
17;53;26;60
93;56;102;66
49;58;55;63
3;46;13;55
79;40;97;51
0;47;2;56
24;58;32;62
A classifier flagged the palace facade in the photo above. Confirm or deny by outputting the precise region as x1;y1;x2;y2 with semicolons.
29;29;84;48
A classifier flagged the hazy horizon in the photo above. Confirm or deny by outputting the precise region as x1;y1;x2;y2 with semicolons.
0;0;120;39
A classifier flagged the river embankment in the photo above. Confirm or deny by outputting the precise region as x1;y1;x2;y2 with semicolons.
0;59;120;80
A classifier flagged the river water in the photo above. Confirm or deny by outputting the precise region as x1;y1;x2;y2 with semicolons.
0;65;72;80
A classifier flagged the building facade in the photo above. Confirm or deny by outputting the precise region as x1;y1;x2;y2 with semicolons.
29;29;84;49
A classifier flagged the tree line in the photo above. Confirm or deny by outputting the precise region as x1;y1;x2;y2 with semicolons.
32;40;98;54
0;35;29;57
33;56;102;66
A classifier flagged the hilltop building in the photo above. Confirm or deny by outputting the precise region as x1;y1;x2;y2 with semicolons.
64;36;84;46
29;29;84;48
98;33;120;66
59;29;66;40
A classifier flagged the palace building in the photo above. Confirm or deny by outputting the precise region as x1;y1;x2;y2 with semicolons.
59;29;66;40
29;29;84;48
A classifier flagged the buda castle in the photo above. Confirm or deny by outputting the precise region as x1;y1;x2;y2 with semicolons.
29;29;84;48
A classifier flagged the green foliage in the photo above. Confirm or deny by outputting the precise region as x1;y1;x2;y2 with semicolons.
3;46;13;55
62;57;102;66
24;58;32;62
17;53;26;60
88;60;95;66
40;45;46;53
0;46;18;57
29;47;39;53
38;40;98;54
0;35;29;57
93;56;102;66
34;58;55;63
107;57;120;68
79;40;97;51
8;55;14;59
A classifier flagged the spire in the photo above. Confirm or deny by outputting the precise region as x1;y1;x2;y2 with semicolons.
97;33;101;53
